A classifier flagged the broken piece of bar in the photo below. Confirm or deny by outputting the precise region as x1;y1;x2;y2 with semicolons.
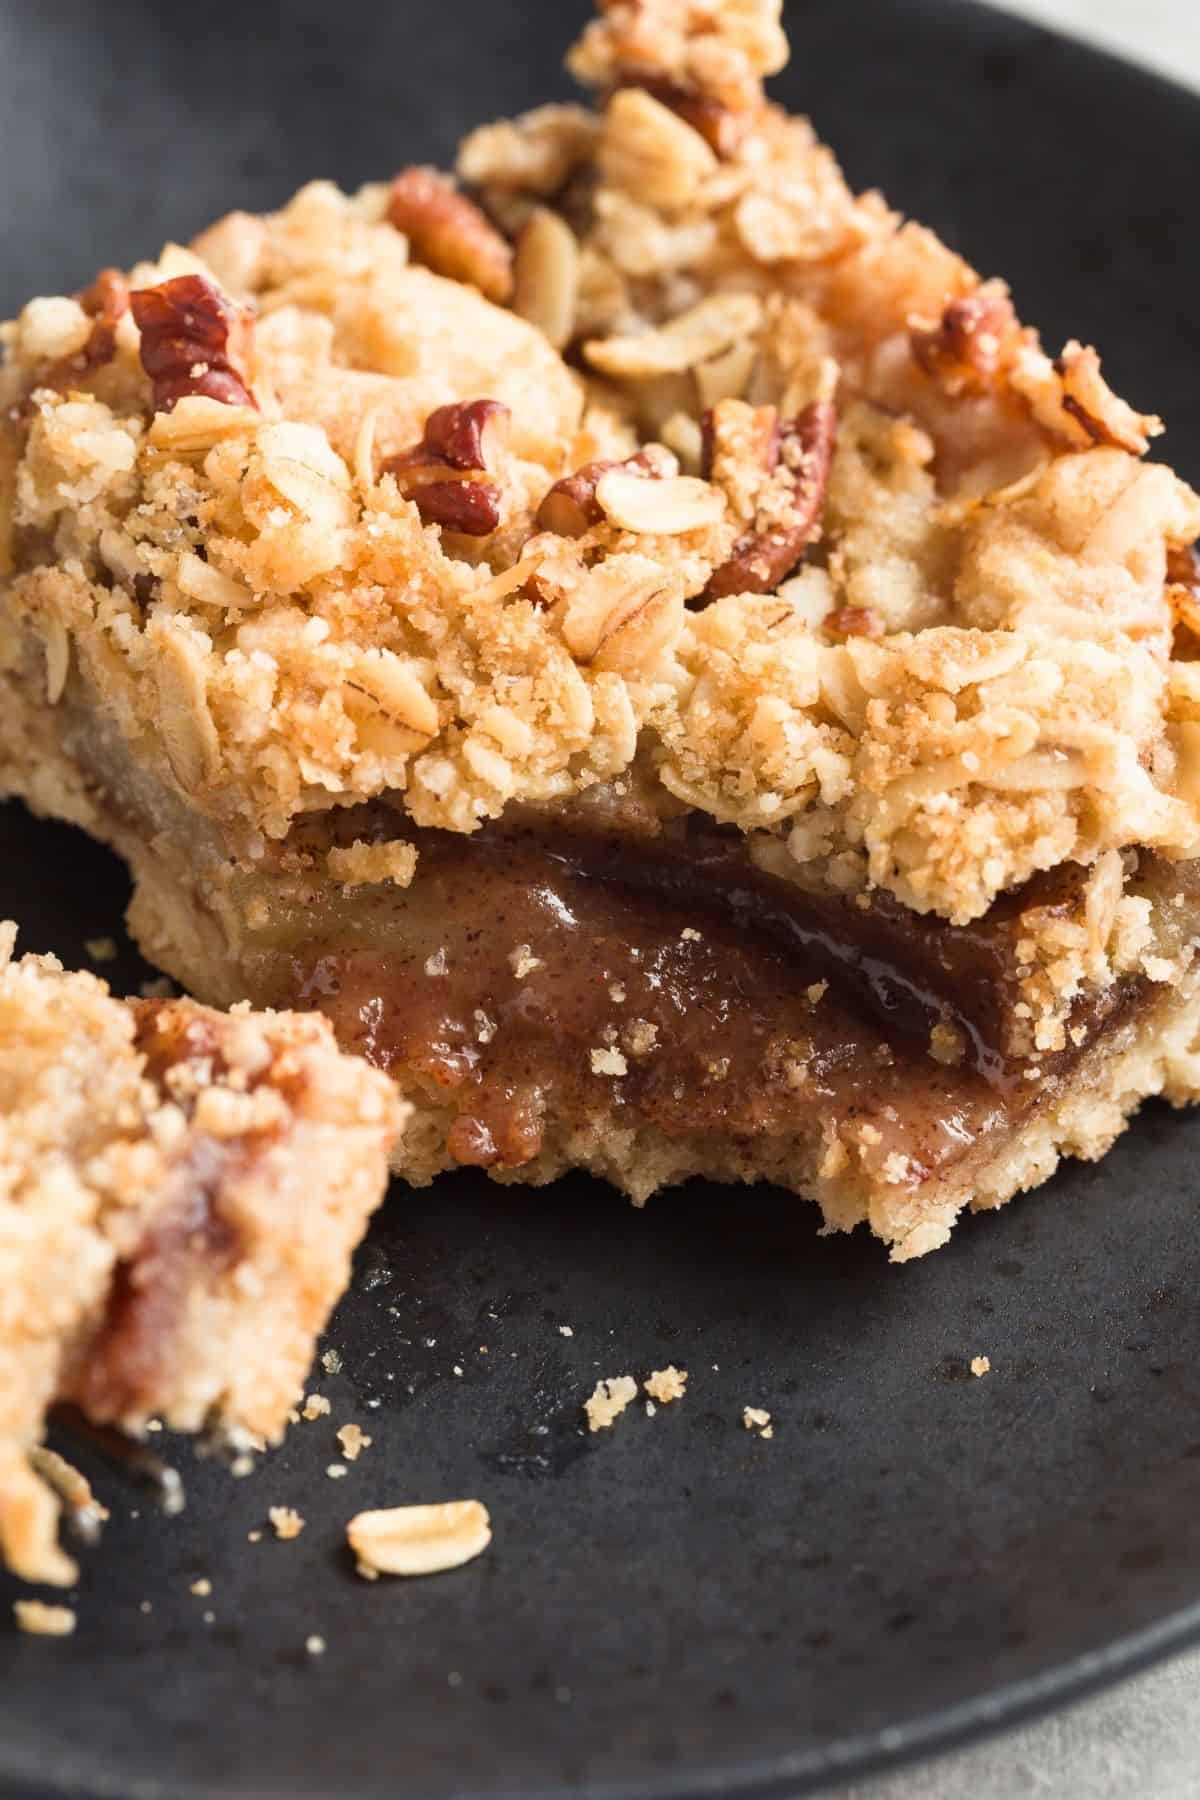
3;0;1200;1263
0;926;401;1585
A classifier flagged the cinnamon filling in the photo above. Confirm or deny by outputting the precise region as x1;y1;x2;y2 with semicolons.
278;821;1162;1187
64;1005;255;1421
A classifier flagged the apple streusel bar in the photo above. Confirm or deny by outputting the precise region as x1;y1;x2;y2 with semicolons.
3;0;1200;1260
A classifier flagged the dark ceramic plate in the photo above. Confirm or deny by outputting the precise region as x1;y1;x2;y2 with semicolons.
3;1;1200;1795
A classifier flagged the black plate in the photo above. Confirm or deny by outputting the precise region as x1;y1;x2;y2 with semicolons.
3;2;1200;1795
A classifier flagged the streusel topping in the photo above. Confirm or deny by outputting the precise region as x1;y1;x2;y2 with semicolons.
2;0;1198;927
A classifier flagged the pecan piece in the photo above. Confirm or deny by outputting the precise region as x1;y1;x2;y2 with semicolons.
404;479;505;535
705;401;837;599
381;397;510;537
1168;543;1200;588
1167;543;1200;642
825;605;884;640
78;268;130;370
910;290;1017;395
388;167;514;303
422;398;509;470
130;274;257;414
536;445;676;536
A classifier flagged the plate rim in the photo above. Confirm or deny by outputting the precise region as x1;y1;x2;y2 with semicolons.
5;0;1200;1795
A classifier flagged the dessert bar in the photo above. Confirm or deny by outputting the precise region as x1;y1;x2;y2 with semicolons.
3;0;1199;1259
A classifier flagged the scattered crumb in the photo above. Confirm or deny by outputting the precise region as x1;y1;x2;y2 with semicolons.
743;1406;773;1438
230;1453;255;1478
202;1611;216;1625
584;1375;638;1431
321;1349;342;1375
302;1394;332;1420
590;1046;628;1077
14;1600;76;1637
424;948;447;977
269;1506;305;1541
306;1635;327;1657
508;943;544;979
453;1365;464;1377
644;1365;688;1404
139;1600;153;1614
645;1400;657;1418
189;1578;212;1597
806;981;828;1005
680;927;702;942
970;1355;991;1378
247;1530;263;1544
326;1463;349;1480
143;1418;163;1433
337;1424;372;1463
138;976;175;999
84;935;118;963
558;1325;574;1338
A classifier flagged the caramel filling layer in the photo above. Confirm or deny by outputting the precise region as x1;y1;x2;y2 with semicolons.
274;824;1155;1188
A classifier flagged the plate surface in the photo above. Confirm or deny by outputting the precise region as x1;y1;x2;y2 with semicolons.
3;2;1200;1796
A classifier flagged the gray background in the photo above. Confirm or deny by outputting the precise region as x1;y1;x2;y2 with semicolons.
844;14;1200;1800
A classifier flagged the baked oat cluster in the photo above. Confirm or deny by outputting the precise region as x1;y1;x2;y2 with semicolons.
0;927;400;1587
2;0;1200;1260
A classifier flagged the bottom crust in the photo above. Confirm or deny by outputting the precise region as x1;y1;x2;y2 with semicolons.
383;965;1200;1260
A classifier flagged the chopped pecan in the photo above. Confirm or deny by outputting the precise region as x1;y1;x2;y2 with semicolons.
910;290;1017;395
536;445;676;536
1168;543;1200;588
1167;543;1200;641
825;605;884;640
422;399;510;470
705;401;837;599
624;76;748;158
130;274;257;414
78;268;130;370
388;167;514;303
381;397;510;536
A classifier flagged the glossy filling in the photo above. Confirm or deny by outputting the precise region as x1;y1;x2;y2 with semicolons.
275;822;1160;1188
